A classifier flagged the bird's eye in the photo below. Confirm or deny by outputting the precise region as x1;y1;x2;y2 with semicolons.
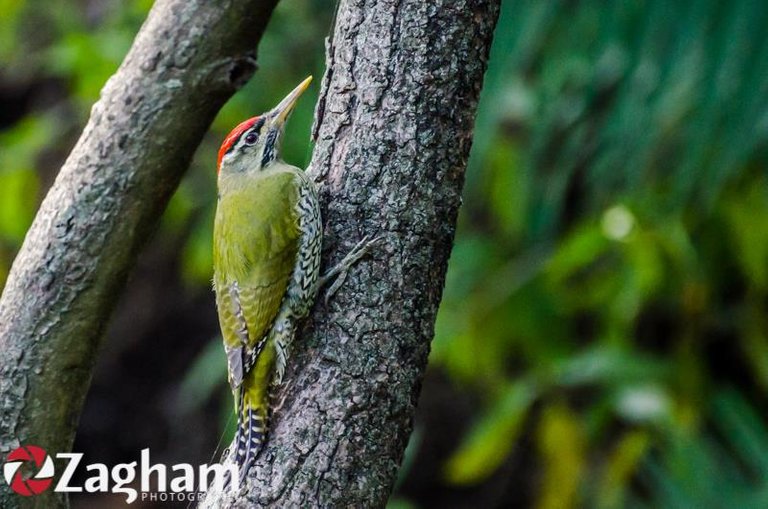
244;132;258;145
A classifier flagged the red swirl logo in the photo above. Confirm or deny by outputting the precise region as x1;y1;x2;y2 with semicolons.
3;445;54;496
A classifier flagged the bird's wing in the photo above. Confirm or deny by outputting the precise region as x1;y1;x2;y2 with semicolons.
240;173;300;349
239;250;295;349
214;171;300;388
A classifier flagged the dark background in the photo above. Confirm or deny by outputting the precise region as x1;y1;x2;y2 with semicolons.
2;0;768;507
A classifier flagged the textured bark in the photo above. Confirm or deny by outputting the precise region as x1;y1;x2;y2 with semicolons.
202;0;500;507
0;1;278;507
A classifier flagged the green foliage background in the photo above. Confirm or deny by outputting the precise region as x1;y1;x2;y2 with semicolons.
2;0;768;507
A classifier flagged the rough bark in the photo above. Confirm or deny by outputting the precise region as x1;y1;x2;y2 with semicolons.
0;1;278;507
202;0;500;507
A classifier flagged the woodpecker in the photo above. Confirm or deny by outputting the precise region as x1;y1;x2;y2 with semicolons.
213;77;372;484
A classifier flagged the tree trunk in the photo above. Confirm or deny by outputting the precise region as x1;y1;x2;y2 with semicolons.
0;1;278;507
202;0;500;507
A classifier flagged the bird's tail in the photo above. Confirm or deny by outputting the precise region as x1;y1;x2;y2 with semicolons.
234;383;269;484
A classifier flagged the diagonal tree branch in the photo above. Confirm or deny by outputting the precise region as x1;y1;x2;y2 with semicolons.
203;0;501;506
0;1;279;507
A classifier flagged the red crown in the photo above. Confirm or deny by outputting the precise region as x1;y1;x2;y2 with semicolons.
217;117;259;172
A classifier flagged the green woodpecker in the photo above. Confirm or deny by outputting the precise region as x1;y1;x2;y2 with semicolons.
213;77;321;481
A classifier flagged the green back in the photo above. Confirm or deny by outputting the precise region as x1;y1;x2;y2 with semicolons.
213;168;300;349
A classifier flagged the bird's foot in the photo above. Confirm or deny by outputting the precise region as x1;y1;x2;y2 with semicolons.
320;234;382;304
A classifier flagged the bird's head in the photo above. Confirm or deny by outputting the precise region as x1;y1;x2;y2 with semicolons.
217;76;312;176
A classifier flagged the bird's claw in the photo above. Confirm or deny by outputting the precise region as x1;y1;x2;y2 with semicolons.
320;234;383;304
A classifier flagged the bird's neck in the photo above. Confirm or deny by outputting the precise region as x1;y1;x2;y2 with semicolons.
218;160;300;195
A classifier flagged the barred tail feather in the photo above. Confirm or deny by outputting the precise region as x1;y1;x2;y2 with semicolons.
241;408;266;482
221;389;247;492
234;387;247;469
235;385;270;484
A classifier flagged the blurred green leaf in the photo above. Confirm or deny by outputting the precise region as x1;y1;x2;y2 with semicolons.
0;168;38;243
535;402;585;509
181;210;215;286
551;346;668;389
721;180;768;289
444;380;537;485
386;498;419;509
596;430;651;509
0;115;50;244
636;390;768;508
0;0;25;62
175;337;227;414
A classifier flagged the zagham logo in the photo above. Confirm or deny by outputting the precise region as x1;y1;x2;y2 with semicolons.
3;445;54;496
3;445;237;503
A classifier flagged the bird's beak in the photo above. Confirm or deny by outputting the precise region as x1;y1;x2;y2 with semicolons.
270;76;313;127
